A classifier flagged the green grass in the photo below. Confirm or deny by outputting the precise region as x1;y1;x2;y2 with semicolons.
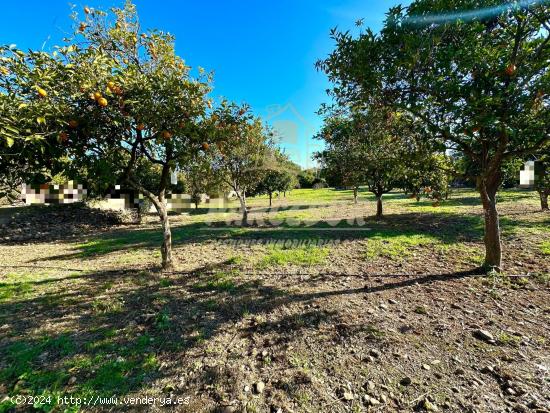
258;245;329;268
541;241;550;255
365;231;439;260
0;335;76;403
193;270;237;292
226;255;244;265
405;202;462;214
247;187;399;205
72;225;244;258
0;328;162;412
437;243;484;265
0;282;33;302
268;210;313;223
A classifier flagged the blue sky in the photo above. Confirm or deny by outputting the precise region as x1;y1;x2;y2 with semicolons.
0;0;409;168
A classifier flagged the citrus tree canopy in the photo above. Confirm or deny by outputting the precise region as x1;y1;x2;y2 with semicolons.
318;0;550;270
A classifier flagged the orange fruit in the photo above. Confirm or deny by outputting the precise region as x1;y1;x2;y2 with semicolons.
84;6;91;14
162;130;172;139
201;142;210;150
37;87;48;98
79;23;87;32
136;123;145;131
97;97;108;107
59;132;68;142
68;120;78;129
93;91;102;101
505;64;516;76
107;81;115;90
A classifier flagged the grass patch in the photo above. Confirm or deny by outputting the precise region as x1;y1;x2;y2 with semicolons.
193;271;237;292
268;210;313;224
258;245;329;268
437;243;484;266
541;241;550;255
226;255;243;265
158;278;172;288
0;282;32;302
497;332;521;346
0;335;76;392
365;231;438;260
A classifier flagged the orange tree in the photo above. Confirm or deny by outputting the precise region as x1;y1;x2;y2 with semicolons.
250;150;298;206
1;3;213;269
315;117;366;204
208;101;273;225
318;0;550;271
181;150;227;209
316;109;424;218
0;46;72;200
67;3;214;269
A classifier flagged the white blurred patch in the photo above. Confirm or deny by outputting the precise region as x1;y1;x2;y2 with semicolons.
520;161;535;187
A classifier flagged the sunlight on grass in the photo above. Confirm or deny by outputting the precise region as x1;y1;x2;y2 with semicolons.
405;203;462;214
437;243;484;266
268;210;313;224
258;245;329;268
541;241;550;255
365;232;438;260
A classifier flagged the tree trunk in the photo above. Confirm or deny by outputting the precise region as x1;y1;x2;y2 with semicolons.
353;187;358;204
238;191;248;226
269;192;272;207
135;206;142;224
376;195;383;218
416;194;420;202
479;179;502;271
283;191;286;198
158;205;174;271
539;190;549;211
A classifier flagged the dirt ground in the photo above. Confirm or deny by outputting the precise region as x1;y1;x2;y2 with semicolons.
0;189;548;412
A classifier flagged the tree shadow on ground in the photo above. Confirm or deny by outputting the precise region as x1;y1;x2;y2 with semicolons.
0;257;478;411
30;211;487;263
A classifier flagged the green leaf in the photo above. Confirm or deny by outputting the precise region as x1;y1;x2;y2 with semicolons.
37;116;46;125
4;125;18;134
5;136;14;147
